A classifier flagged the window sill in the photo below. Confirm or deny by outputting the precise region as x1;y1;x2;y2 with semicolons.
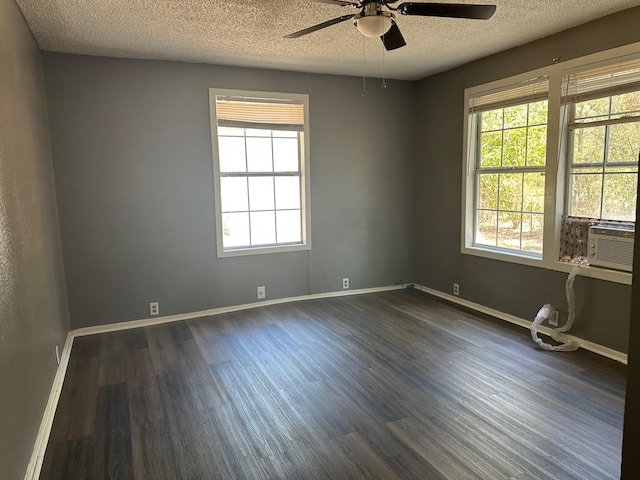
461;245;632;285
218;242;311;258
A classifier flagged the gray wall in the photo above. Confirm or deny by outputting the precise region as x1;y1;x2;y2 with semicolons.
42;54;416;328
414;7;640;353
0;1;70;478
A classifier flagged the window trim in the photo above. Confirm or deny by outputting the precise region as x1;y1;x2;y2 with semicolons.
462;42;640;285
209;88;312;258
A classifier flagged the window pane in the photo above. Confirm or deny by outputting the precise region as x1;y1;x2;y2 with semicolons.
222;212;250;248
572;126;605;164
475;210;497;247
498;173;523;211
273;130;298;138
220;177;248;212
521;213;544;254
478;174;498;210
481;109;503;131
246;137;273;172
250;211;276;245
575;98;610;122
504;104;527;129
276;210;302;243
480;131;502;168
273;138;299;172
570;173;602;218
528;101;548;126
219;137;246;173
602;172;638;221
502;128;527;167
246;128;271;137
275;176;301;210
218;126;244;136
608;122;640;163
611;91;640;117
526;125;547;166
497;211;522;250
248;177;275;211
522;173;545;213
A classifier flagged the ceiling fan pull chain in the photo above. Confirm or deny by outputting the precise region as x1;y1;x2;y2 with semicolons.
362;35;367;96
381;38;387;89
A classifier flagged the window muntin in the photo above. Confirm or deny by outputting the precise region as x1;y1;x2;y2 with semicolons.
210;90;310;256
473;100;548;255
567;94;640;222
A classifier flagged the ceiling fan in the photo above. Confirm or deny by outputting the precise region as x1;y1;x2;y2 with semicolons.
285;1;496;51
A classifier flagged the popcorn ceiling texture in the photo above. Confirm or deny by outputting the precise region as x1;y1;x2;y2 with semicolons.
15;0;640;79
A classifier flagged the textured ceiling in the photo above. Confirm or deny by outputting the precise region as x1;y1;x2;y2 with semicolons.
15;0;640;80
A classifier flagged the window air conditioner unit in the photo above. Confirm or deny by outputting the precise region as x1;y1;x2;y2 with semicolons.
587;226;635;272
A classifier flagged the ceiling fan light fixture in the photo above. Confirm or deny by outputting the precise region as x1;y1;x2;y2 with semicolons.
354;11;393;38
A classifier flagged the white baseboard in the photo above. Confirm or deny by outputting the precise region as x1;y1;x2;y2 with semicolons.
24;332;74;480
72;284;406;337
413;284;628;365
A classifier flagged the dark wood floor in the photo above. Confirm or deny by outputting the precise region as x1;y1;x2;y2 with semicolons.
41;289;626;479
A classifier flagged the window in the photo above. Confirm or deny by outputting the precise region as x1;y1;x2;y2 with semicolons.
463;46;640;283
467;78;549;256
209;90;311;257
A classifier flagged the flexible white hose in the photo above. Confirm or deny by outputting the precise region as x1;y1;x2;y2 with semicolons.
530;266;581;352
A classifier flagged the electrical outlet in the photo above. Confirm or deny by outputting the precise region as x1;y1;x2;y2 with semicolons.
257;286;266;299
149;302;159;316
342;278;349;289
453;283;460;296
55;345;60;366
549;310;559;327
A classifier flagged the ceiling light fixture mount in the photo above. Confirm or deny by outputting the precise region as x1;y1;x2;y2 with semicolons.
353;6;393;38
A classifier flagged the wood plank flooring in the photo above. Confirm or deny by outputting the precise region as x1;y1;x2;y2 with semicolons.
40;289;627;479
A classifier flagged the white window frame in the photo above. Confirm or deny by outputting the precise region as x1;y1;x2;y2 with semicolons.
209;89;311;258
462;42;640;285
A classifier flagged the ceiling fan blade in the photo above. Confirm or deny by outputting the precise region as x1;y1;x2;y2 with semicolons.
285;14;355;38
312;0;361;6
381;21;406;51
397;3;496;20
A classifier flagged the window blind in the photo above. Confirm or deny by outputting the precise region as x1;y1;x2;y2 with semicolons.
562;56;640;103
216;97;305;131
468;76;549;113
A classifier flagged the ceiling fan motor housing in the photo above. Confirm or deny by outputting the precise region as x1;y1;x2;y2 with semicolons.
353;4;394;37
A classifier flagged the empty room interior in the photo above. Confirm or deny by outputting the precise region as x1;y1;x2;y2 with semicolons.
3;0;640;478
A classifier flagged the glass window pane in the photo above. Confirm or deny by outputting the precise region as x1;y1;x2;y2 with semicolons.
572;126;605;164
570;173;602;218
246;129;271;137
528;101;548;126
220;177;248;212
246;138;273;172
481;109;503;131
276;210;302;244
480;131;502;168
497;211;522;250
273;130;298;138
275;176;301;210
478;174;498;210
250;211;276;245
248;177;275;211
575;98;610;122
526;125;547;166
522;173;545;213
602;173;638;221
608;122;640;163
273;138;299;172
521;213;544;254
502;128;527;167
218;137;246;173
498;173;523;212
611;91;640;117
504;104;527;129
222;212;250;248
217;126;244;136
475;210;497;247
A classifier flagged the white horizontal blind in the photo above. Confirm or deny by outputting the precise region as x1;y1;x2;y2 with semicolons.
562;56;640;103
469;76;549;113
216;97;305;130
